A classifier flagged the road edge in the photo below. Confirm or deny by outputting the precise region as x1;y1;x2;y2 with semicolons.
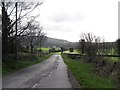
67;68;80;88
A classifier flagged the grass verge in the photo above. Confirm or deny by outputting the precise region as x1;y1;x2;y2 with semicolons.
61;54;115;88
2;54;51;75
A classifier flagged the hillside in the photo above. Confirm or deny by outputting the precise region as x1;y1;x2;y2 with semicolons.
20;36;78;49
43;37;78;49
43;37;71;48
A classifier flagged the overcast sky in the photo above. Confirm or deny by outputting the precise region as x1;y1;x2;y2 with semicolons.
35;0;119;42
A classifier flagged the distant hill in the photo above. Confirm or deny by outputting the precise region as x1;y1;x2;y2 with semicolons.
19;36;78;49
43;37;77;49
19;35;117;50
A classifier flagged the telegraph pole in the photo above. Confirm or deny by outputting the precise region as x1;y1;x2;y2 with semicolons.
15;2;18;60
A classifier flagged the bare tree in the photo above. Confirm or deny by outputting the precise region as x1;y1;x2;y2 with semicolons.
2;2;42;37
80;33;95;56
79;39;85;54
79;33;102;57
24;21;46;53
2;1;42;55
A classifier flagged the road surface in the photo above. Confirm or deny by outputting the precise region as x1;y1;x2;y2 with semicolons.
2;54;72;88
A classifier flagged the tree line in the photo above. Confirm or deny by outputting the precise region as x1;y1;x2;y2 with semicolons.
78;33;120;57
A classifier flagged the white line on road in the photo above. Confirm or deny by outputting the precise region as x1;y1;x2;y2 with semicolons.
49;71;52;76
32;83;38;88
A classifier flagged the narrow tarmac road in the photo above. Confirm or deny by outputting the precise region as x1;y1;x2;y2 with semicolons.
2;54;72;88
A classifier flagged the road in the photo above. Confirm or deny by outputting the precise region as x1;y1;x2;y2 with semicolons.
2;54;72;88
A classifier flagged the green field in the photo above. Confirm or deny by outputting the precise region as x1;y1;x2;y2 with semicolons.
64;49;120;62
63;50;79;54
105;57;120;62
41;47;50;52
62;54;115;88
37;47;50;52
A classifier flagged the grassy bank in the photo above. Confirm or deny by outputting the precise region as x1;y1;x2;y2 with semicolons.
62;54;115;88
3;54;51;75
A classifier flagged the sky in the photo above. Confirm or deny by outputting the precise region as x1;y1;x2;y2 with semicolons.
35;0;119;42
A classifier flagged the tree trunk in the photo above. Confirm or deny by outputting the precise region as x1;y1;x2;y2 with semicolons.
30;41;33;53
2;2;8;55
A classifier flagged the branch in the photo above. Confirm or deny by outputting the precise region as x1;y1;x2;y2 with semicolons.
19;2;42;20
8;5;15;16
8;3;41;31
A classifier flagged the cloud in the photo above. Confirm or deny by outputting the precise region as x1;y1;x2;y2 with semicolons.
49;12;84;23
42;11;84;34
39;0;118;42
43;21;73;33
